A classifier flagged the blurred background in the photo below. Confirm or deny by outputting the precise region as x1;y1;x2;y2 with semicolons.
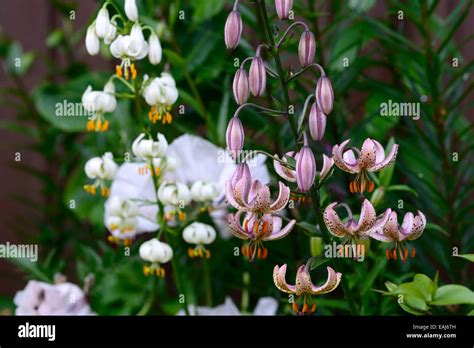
0;0;472;315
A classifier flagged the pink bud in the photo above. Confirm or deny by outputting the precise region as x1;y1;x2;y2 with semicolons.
232;68;249;105
298;30;316;68
309;102;326;141
275;0;293;20
226;117;245;159
224;10;242;50
230;163;251;187
296;135;316;192
315;76;334;114
249;56;266;97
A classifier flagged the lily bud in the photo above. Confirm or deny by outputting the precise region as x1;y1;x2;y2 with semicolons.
232;68;249;105
249;56;266;97
230;163;251;187
315;76;334;114
95;8;110;39
309;102;326;141
124;0;138;22
224;10;242;50
85;25;100;56
298;30;315;68
148;33;162;65
226;117;245;159
296;135;316;192
275;0;293;20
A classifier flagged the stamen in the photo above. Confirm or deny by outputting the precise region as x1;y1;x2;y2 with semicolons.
385;249;391;260
130;64;137;80
411;247;416;258
292;302;299;313
178;211;186;221
368;181;375;192
83;185;97;195
143;265;150;276
86;120;95;132
310;303;317;313
115;65;123;78
101;120;109;132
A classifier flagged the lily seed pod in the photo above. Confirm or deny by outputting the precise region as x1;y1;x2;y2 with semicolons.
298;30;316;68
224;9;242;50
309;102;326;141
296;135;316;192
249;56;266;97
275;0;293;20
226;117;245;159
315;76;334;114
232;68;249;105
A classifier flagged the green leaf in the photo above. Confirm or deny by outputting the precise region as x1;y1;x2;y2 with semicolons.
431;285;474;306
4;43;35;76
216;76;231;146
9;258;51;282
386;184;419;197
454;254;474;262
378;137;396;186
191;0;226;24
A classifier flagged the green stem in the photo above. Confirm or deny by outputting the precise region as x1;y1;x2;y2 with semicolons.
137;277;156;315
256;0;298;141
202;257;213;307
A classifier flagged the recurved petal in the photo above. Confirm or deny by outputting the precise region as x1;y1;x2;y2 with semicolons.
273;153;296;182
354;199;376;234
264;217;295;241
250;185;271;213
370;143;399;172
295;264;313;296
233;177;251;211
309;266;342;295
368;208;392;237
227;211;250;240
319;154;334;182
273;264;296;294
323;202;348;238
406;210;426;241
358;138;377;170
269;182;291;212
332;139;359;174
399;212;414;238
383;211;401;241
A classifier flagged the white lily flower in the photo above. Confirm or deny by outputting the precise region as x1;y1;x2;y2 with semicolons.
139;239;173;277
176;297;278;316
191;181;219;202
85;25;100;56
124;0;138;22
95;8;110;39
143;72;179;124
148;32;162;65
104;19;117;45
84;152;118;197
183;222;216;259
157;181;191;207
81;81;117;132
104;195;139;244
132;132;168;160
14;280;95;316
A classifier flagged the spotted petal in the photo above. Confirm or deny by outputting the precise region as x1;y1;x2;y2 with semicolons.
227;211;250;240
323;202;348;238
269;182;291;213
273;264;296;294
354;199;376;235
309;266;342;295
332;139;359;174
249;184;271;213
232;177;251;211
264;216;296;241
383;211;401;241
370;143;399;172
358;138;377;170
406;210;426;241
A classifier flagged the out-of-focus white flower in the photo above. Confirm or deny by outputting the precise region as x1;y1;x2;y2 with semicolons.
148;33;162;65
104;19;117;45
139;239;173;277
158;181;191;223
132;133;168;160
95;8;110;39
191;181;219;202
14;280;94;315
84;152;118;197
85;25;100;56
176;297;278;316
143;72;179;124
165;134;270;239
183;222;216;258
105;163;159;243
124;0;138;22
82;81;116;132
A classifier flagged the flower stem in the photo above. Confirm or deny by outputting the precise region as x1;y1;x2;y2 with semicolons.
202;257;213;307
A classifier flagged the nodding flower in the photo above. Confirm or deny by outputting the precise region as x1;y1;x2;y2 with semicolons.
105;195;139;246
273;260;342;315
84;152;118;197
323;199;387;241
275;0;293;20
183;222;216;259
82;81;116;132
139;239;173;277
157;181;191;222
369;210;426;262
224;2;242;50
228;211;295;261
190;181;220;202
143;73;179;124
332;138;399;193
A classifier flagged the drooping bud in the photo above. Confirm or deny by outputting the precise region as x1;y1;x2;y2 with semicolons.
296;135;316;192
85;25;100;56
315;76;334;114
233;68;250;105
124;0;138;22
226;117;245;159
275;0;293;20
309;102;326;141
224;10;242;50
230;163;251;188
148;33;162;65
249;56;266;97
298;30;315;68
95;8;110;39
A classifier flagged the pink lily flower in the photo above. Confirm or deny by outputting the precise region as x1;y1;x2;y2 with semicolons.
228;211;295;260
370;210;426;261
332;138;399;193
273;260;342;315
